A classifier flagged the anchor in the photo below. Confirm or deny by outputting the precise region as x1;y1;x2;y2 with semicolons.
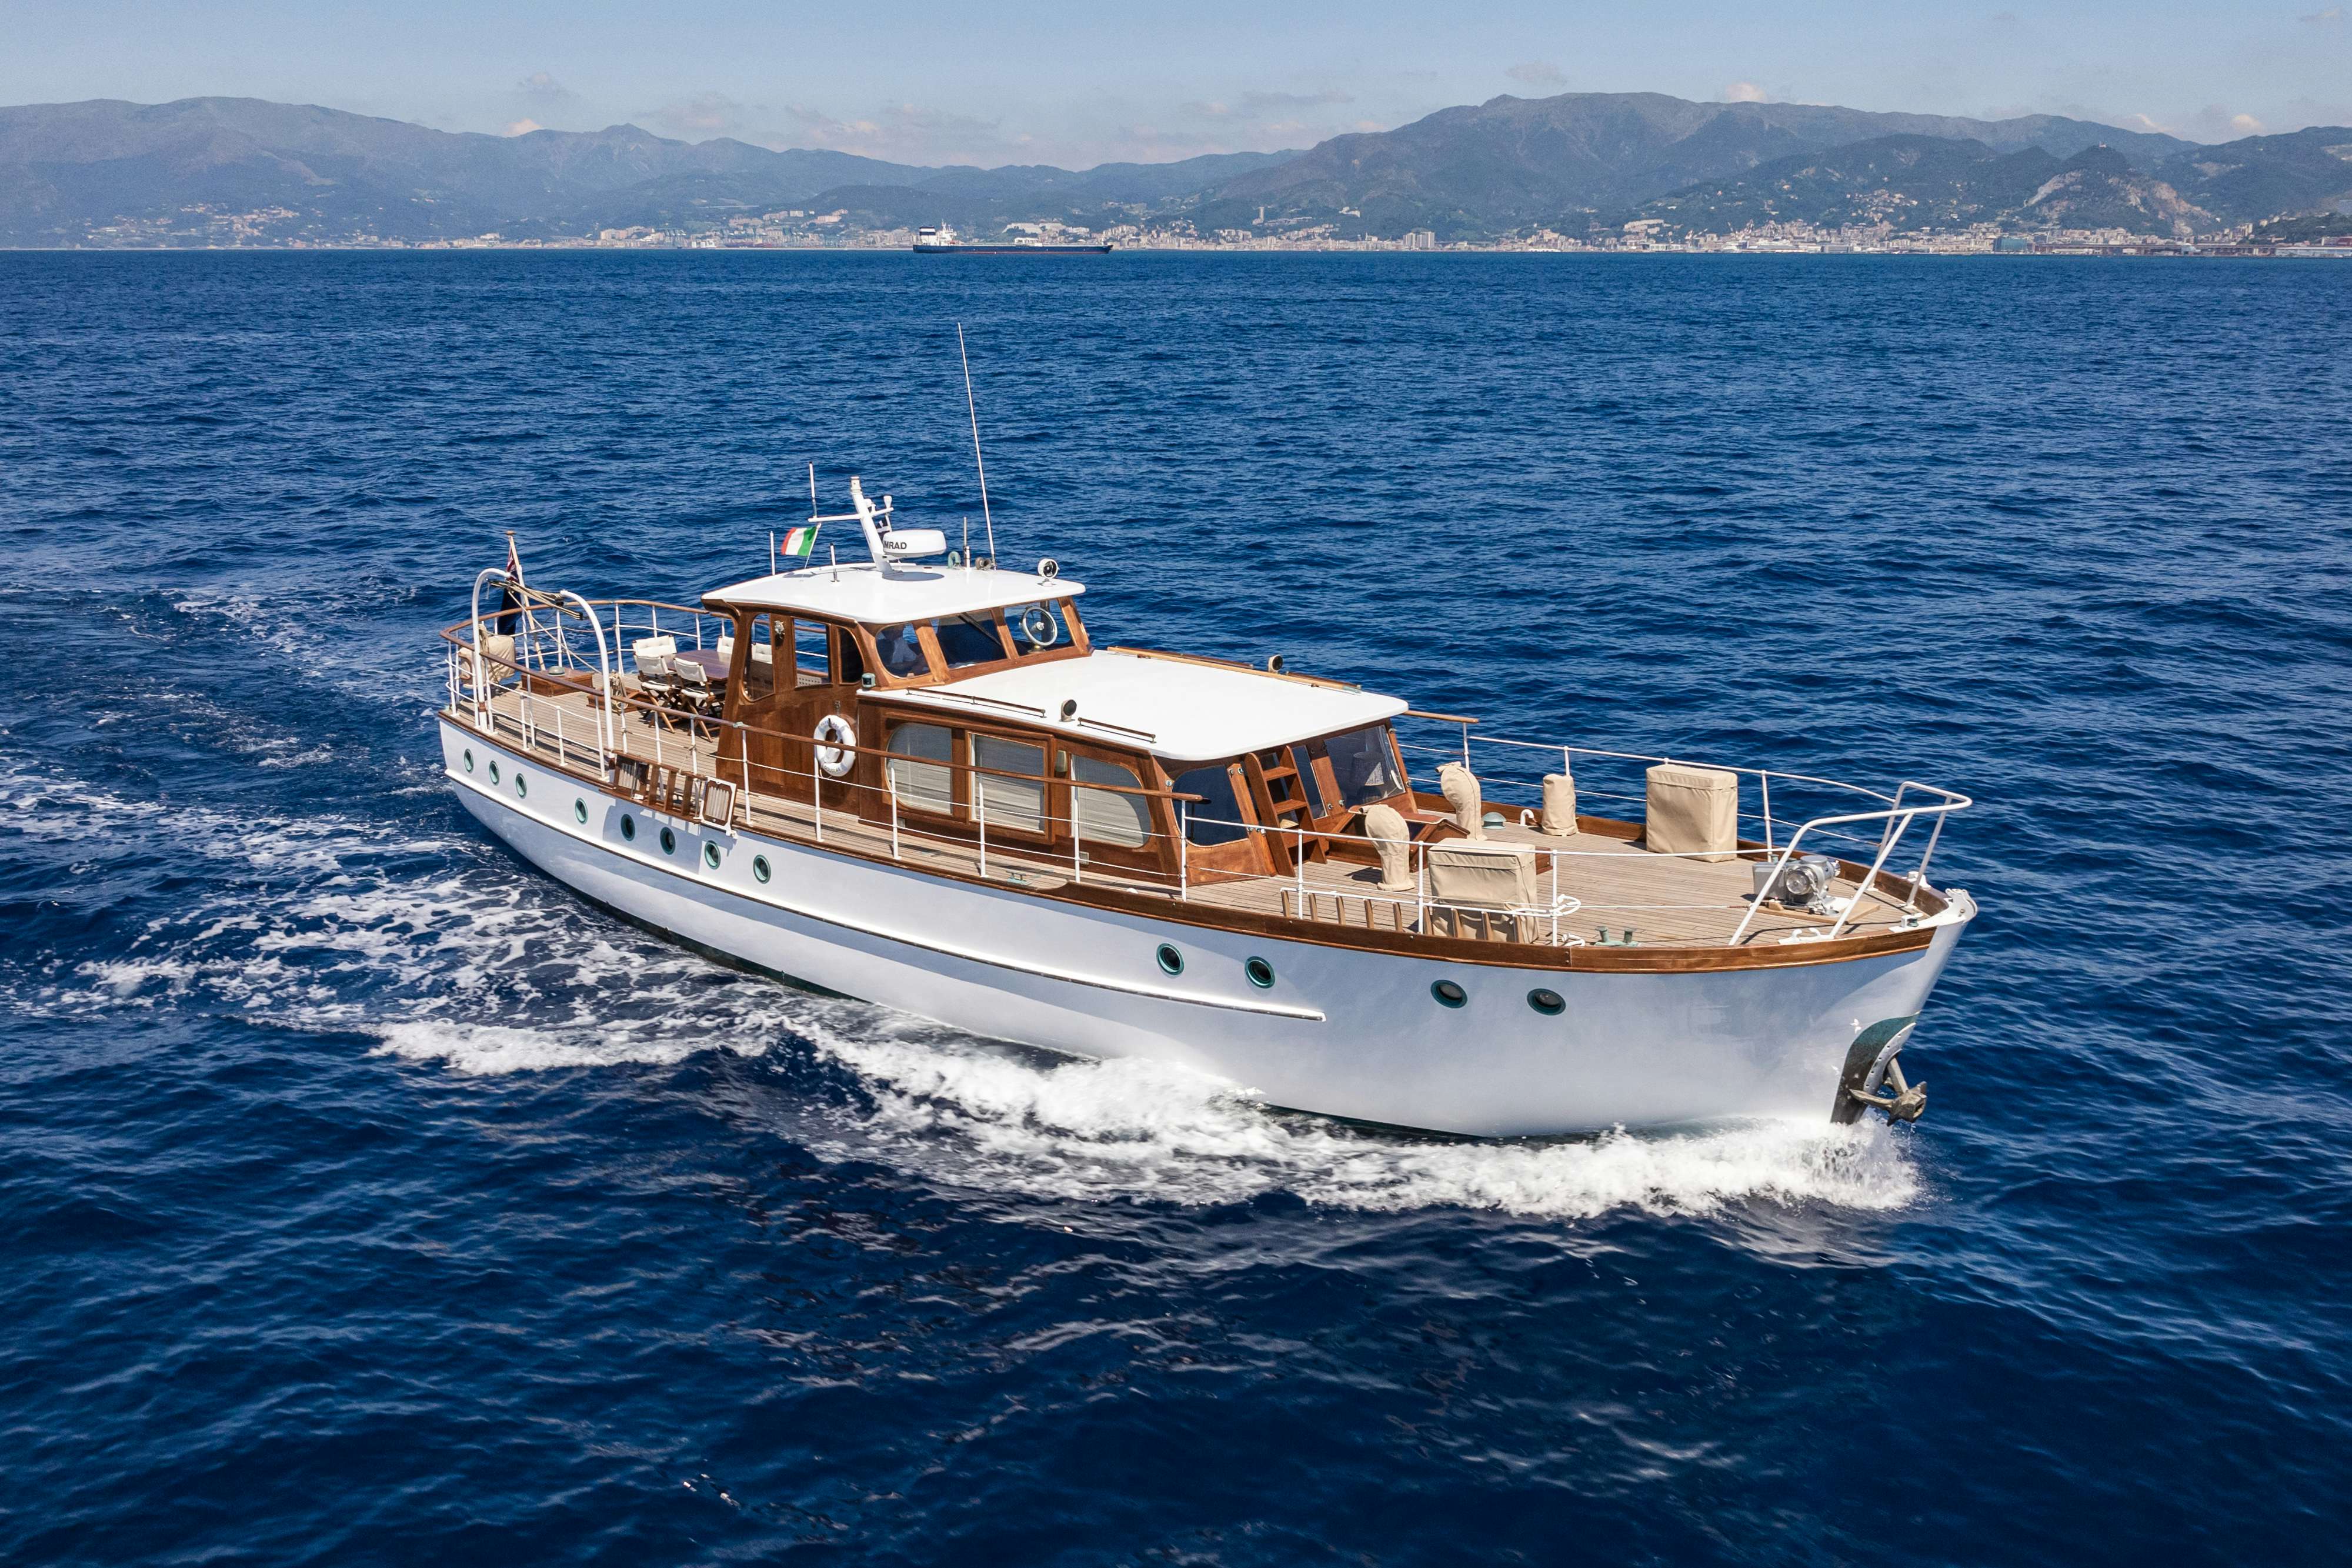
1831;1016;1927;1125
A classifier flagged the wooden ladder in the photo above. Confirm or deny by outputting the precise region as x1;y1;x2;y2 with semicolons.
1246;749;1326;867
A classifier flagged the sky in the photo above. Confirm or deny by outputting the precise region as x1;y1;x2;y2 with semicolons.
6;1;2350;166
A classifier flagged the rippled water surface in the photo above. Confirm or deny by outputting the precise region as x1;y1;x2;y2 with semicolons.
4;252;2349;1564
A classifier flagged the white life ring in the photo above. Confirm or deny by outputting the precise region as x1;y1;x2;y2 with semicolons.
813;713;856;778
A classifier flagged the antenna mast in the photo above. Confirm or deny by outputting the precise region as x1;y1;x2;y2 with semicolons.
958;323;997;565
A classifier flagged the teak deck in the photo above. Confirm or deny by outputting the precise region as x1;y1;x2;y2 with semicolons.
467;683;1934;955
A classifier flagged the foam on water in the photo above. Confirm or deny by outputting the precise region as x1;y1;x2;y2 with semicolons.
798;1016;1920;1219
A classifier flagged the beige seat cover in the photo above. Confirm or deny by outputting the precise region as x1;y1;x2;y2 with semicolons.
1427;839;1537;908
1646;762;1739;862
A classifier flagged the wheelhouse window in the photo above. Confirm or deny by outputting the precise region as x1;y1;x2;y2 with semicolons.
972;734;1045;833
1007;600;1066;657
793;620;829;683
886;722;954;813
874;623;927;679
743;614;776;701
1073;755;1151;848
932;613;1007;669
1326;725;1405;806
1169;763;1249;846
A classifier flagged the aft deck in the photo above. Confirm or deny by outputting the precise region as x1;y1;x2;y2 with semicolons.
459;679;1942;953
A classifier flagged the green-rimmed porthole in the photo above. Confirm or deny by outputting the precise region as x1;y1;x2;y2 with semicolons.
573;798;588;824
621;813;636;842
514;773;528;799
1244;956;1275;990
1527;987;1566;1017
488;760;501;786
703;841;721;869
1156;943;1184;976
752;855;772;883
660;826;676;855
1431;979;1469;1009
462;749;474;773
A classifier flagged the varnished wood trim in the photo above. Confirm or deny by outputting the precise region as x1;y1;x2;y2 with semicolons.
450;715;1953;976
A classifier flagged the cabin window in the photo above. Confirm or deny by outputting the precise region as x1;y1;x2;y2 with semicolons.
1170;763;1249;846
972;734;1046;832
743;615;776;701
1072;756;1150;848
874;623;928;679
1007;600;1065;656
793;619;829;680
833;626;866;686
886;722;955;813
1326;725;1405;806
1293;744;1336;816
932;613;1007;669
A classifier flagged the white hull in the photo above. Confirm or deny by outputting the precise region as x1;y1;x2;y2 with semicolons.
441;721;1971;1137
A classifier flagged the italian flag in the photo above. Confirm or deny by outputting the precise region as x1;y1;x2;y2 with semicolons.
780;524;820;560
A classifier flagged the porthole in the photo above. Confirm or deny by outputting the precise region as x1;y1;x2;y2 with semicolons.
621;813;636;841
462;749;474;773
488;760;501;785
703;841;721;869
753;855;772;883
1527;987;1565;1016
660;826;676;855
1244;956;1275;990
1155;943;1184;976
573;799;588;823
1431;979;1468;1009
514;773;528;798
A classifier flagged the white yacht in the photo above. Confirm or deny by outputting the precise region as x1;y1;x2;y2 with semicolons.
439;480;1972;1136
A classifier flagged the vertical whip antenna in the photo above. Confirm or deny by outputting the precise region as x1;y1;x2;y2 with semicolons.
958;323;997;565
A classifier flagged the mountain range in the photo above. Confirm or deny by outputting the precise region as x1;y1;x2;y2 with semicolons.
4;91;2349;246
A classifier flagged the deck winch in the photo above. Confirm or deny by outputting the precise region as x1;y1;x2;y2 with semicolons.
1755;852;1842;915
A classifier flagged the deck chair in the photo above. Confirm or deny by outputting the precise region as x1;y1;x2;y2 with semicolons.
630;636;679;722
673;656;718;726
1424;840;1573;943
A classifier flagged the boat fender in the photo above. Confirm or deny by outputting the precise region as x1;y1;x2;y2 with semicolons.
1831;1016;1925;1125
813;713;857;778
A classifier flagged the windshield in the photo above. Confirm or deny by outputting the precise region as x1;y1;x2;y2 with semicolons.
1326;725;1405;806
873;623;927;678
1006;600;1066;657
932;613;1006;668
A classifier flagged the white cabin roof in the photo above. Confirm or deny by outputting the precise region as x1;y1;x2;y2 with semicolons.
706;561;1082;623
875;649;1407;763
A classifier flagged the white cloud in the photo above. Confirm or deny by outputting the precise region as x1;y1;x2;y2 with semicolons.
2232;112;2265;134
1506;61;1567;89
514;71;576;109
1722;81;1769;103
501;119;542;137
2300;6;2343;23
645;91;754;138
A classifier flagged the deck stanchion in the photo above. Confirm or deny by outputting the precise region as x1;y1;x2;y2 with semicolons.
812;758;822;842
1178;802;1189;902
1072;804;1082;885
1904;809;1948;910
1295;826;1306;903
1762;770;1775;854
890;778;900;860
976;778;987;877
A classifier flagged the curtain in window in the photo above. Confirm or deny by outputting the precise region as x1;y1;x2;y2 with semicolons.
1072;756;1150;848
886;723;954;813
973;735;1045;832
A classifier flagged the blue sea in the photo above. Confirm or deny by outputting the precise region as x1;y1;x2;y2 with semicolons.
4;251;2349;1565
